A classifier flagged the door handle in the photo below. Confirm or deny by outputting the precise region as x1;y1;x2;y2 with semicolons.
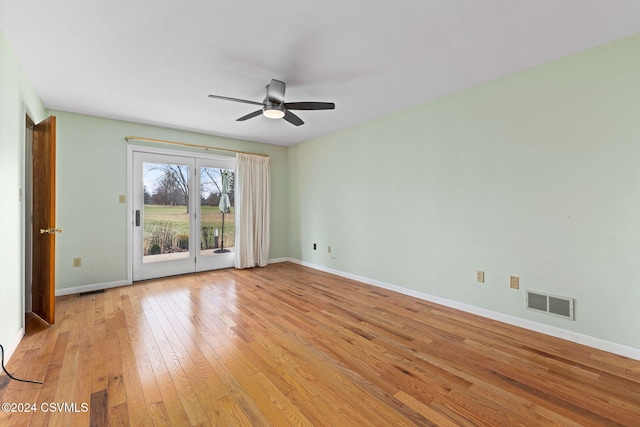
135;210;140;227
40;227;63;234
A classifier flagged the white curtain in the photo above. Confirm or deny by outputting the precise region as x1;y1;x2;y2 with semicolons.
234;153;270;268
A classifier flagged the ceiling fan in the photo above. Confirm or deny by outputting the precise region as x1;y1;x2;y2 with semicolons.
208;79;335;126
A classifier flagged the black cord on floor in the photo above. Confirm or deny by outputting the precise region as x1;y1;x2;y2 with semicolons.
0;344;43;385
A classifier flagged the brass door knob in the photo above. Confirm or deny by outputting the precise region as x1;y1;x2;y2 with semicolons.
40;227;63;234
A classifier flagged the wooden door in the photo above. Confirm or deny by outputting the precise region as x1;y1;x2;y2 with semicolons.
32;116;57;324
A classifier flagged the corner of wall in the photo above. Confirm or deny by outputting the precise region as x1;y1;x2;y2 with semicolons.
2;327;25;365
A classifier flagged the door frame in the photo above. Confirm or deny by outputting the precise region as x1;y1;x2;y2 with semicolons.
24;115;34;314
126;144;236;283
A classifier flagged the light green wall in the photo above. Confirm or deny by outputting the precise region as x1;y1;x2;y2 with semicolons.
288;34;640;349
53;111;288;290
0;31;46;348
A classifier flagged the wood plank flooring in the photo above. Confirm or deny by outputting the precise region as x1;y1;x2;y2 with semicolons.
2;262;640;426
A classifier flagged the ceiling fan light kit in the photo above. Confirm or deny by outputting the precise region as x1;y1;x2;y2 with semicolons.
209;79;335;126
263;103;285;119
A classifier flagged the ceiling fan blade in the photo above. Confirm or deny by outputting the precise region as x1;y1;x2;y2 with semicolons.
236;109;263;121
208;94;263;106
266;79;286;104
283;102;335;110
283;110;304;126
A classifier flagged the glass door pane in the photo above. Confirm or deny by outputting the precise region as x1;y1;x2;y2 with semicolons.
200;167;235;254
143;161;191;263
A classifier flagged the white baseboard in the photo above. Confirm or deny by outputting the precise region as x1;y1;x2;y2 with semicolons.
4;327;25;364
286;258;640;362
56;262;289;296
55;279;129;297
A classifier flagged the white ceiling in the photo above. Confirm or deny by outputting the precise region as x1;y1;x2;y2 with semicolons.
2;1;640;146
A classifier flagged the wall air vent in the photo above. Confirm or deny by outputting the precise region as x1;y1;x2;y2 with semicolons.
526;290;574;320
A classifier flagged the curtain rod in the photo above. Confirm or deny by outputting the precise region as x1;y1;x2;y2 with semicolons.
124;135;269;157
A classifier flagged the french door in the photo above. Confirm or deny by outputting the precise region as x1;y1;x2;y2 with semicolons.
131;149;236;281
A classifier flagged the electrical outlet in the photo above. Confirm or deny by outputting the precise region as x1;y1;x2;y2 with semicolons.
476;271;484;283
313;243;317;250
73;258;82;268
119;194;126;203
328;245;332;253
510;275;519;289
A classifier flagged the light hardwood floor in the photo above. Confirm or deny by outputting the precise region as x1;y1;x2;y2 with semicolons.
2;262;640;426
